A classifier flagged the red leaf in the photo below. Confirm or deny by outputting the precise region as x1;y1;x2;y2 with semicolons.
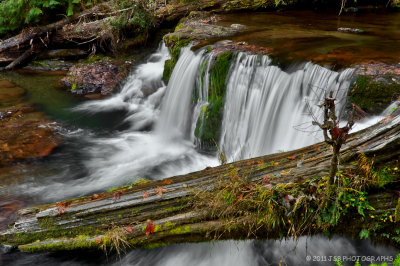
154;186;167;197
142;191;150;199
125;226;133;233
113;192;123;202
273;162;279;166
95;238;102;244
287;155;296;160
162;179;173;185
284;195;290;203
257;160;264;165
331;126;340;140
145;221;155;236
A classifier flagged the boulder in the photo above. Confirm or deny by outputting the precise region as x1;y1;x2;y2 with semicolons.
61;60;132;96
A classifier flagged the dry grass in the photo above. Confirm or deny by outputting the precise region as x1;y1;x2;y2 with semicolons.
101;226;130;258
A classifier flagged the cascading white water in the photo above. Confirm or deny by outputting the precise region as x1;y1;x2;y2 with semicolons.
157;47;205;138
20;44;218;201
219;53;354;161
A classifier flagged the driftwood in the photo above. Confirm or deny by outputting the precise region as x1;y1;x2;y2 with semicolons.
0;114;399;252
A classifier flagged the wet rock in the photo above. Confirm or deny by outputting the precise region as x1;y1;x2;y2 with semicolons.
163;11;246;83
61;60;132;96
24;60;73;72
337;27;363;33
0;81;60;166
350;63;400;114
164;13;243;45
38;49;89;60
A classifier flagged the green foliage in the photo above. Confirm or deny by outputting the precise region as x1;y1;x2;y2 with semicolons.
334;258;343;266
110;1;153;34
394;254;400;266
359;228;370;239
0;0;97;36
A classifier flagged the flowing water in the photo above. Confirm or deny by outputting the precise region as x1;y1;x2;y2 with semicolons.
1;11;399;266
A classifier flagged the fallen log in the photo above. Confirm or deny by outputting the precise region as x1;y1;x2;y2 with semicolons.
0;2;115;68
1;114;399;253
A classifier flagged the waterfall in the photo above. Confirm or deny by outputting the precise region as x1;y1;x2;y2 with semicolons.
156;47;205;138
219;53;354;161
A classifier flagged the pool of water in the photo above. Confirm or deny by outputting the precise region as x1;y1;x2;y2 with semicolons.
216;11;400;68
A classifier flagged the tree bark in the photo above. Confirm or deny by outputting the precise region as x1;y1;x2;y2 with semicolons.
1;115;400;252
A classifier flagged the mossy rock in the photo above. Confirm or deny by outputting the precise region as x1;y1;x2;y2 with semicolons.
162;34;192;84
349;75;400;114
194;51;235;150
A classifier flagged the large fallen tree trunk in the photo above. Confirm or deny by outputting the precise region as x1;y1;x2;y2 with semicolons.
1;114;400;253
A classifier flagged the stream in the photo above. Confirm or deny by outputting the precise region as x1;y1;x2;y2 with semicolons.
1;10;400;266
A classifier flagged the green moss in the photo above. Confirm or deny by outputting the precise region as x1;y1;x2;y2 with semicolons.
349;75;400;114
162;35;192;84
395;198;400;222
175;23;184;30
19;235;100;252
168;225;191;235
194;52;235;150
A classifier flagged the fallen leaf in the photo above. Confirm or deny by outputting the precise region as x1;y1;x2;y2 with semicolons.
154;186;167;196
95;238;102;244
162;179;173;185
91;192;105;200
315;145;321;151
125;226;133;233
284;195;290;203
380;115;392;124
261;175;271;185
142;191;150;199
113;192;123;202
287;155;296;160
57;205;66;215
257;160;264;165
273;162;279;166
56;201;72;215
265;184;273;190
145;221;155;236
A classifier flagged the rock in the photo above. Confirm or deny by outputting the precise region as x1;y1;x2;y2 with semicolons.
0;81;60;166
337;27;363;34
164;14;242;44
230;24;246;30
350;63;400;114
38;49;89;60
61;60;132;96
24;59;73;72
